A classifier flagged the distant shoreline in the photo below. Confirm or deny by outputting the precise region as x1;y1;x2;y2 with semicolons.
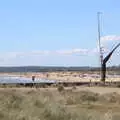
0;66;119;73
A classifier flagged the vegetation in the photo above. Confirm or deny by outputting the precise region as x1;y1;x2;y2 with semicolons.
0;88;119;120
0;66;120;73
57;84;64;92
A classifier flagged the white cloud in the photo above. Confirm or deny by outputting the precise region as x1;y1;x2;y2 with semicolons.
56;48;89;55
0;35;119;66
101;35;120;42
0;46;119;66
97;35;120;54
0;48;97;62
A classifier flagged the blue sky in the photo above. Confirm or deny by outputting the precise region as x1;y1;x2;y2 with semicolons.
0;0;120;66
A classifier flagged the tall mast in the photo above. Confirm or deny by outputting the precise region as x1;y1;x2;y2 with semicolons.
97;12;103;77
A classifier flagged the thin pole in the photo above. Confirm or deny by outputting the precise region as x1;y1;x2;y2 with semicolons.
97;12;103;79
97;12;103;67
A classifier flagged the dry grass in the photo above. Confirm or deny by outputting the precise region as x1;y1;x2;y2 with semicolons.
0;87;119;120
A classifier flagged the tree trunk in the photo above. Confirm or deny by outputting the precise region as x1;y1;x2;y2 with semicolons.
101;62;106;84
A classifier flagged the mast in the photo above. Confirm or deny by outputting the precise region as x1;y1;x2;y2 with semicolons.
97;12;103;79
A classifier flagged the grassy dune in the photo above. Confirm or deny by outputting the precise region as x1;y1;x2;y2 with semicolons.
0;87;120;120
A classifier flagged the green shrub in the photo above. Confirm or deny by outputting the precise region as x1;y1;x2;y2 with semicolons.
57;84;64;92
34;100;44;108
79;91;99;102
72;86;77;90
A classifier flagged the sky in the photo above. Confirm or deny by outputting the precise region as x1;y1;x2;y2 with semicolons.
0;0;120;67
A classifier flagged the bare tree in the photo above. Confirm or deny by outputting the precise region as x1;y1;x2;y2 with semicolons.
97;12;120;83
101;43;120;83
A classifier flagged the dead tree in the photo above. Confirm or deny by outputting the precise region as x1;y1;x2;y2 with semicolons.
101;43;120;83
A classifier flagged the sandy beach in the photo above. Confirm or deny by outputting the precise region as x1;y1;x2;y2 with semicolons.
0;72;119;83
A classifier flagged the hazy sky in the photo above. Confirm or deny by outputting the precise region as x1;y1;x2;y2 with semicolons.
0;0;120;66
